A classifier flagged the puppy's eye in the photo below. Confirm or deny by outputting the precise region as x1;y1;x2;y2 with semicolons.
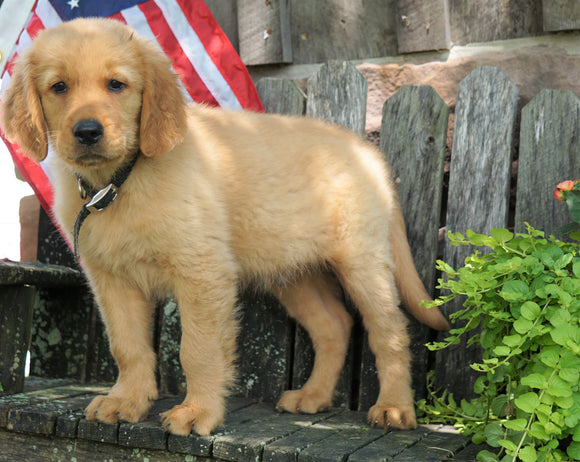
51;82;68;94
108;80;126;92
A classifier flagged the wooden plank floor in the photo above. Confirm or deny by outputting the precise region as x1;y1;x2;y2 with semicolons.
0;377;483;461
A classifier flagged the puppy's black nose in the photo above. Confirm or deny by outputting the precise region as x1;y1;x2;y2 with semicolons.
73;119;104;146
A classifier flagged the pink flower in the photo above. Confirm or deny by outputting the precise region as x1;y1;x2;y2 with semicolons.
554;180;579;202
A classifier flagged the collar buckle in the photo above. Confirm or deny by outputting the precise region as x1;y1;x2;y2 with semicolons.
77;177;88;199
85;184;118;213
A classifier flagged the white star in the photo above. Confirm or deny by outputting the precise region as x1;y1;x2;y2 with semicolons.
68;0;80;9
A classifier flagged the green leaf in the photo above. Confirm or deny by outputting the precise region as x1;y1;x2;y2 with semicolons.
466;229;489;246
498;439;517;452
514;317;534;334
528;422;549;441
491;395;509;417
554;252;574;270
554;395;574;409
515;392;540;413
538;347;559;368
519;445;537;462
484;422;504;447
477;449;499;462
559;367;579;384
568;441;580;460
521;373;548;389
502;334;522;347
520;301;541;320
550;324;580;347
573;261;580;278
545;375;573;398
547;308;571;327
491;228;514;243
499;280;531;301
503;418;527;431
493;345;511;356
461;399;478;416
529;422;548;440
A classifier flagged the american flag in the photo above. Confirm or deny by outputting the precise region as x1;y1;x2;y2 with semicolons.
1;0;263;213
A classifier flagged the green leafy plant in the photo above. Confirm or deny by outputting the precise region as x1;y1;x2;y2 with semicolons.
417;225;580;462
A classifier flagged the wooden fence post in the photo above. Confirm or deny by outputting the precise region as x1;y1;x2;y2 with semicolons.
0;286;35;394
306;60;367;136
29;211;94;382
292;61;367;408
357;85;449;408
436;66;519;398
515;89;580;235
256;78;305;115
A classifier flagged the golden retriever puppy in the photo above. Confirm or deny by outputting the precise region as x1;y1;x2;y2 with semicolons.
1;18;449;436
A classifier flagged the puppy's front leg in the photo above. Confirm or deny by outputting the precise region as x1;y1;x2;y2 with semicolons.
85;274;157;424
160;276;238;436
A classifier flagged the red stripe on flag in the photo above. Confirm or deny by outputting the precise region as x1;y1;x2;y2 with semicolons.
175;0;263;112
26;11;46;39
109;11;126;22
138;0;219;106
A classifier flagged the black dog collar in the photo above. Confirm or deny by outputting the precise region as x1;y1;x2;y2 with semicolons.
73;154;139;259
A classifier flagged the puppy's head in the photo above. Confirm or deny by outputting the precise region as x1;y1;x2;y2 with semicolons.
0;18;187;171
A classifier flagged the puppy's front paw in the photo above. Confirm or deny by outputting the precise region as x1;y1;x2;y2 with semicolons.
85;394;152;424
161;403;224;436
368;403;417;430
276;389;332;414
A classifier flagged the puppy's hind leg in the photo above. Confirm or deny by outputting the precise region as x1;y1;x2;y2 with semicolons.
332;251;417;431
275;273;352;414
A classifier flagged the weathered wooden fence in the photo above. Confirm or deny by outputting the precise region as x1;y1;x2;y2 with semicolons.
3;64;580;408
1;62;578;462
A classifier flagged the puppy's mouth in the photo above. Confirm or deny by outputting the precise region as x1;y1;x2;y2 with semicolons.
69;150;118;169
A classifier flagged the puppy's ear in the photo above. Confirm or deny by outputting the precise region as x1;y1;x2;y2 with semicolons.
138;41;187;158
1;55;48;162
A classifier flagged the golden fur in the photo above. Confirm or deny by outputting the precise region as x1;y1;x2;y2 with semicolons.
1;18;449;436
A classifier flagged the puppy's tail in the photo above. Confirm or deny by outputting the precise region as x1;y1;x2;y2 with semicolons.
390;204;450;331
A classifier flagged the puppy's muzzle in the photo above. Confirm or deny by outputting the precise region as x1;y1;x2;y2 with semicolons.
74;119;104;146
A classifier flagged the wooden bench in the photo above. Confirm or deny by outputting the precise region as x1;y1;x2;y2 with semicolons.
1;63;578;461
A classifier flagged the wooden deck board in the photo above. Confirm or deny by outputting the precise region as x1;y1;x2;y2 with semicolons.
0;378;485;461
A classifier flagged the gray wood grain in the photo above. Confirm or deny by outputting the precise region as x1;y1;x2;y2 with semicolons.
306;60;367;136
290;0;397;64
396;0;451;53
543;0;580;31
238;0;292;65
381;85;449;293
436;66;518;398
0;286;34;394
515;89;580;235
234;290;294;404
448;0;542;45
256;77;306;115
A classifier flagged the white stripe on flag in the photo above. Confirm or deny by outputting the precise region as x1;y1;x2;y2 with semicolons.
155;0;242;110
1;72;11;95
121;5;159;44
35;0;62;30
121;5;193;103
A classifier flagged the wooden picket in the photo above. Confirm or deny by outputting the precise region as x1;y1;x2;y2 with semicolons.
516;89;580;235
436;66;519;396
